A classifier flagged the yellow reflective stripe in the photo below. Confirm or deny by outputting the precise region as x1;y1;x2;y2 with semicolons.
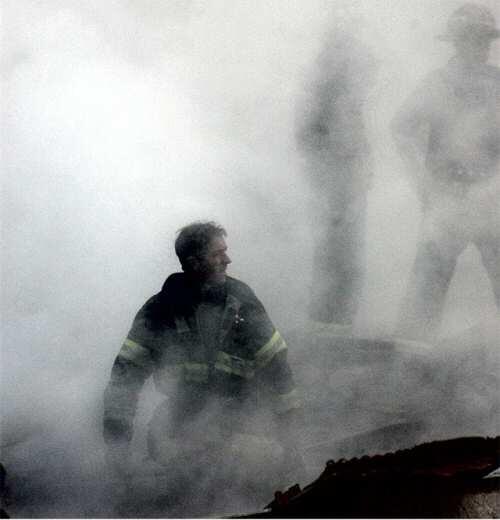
118;338;152;367
214;351;255;379
183;363;209;383
254;331;287;368
274;388;301;414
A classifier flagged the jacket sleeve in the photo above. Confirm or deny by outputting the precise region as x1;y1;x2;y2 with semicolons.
244;291;301;416
103;298;158;445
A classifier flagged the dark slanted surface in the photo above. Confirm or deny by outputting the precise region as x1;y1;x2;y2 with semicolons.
233;324;499;518
287;324;499;469
287;331;444;476
238;436;500;518
0;463;9;518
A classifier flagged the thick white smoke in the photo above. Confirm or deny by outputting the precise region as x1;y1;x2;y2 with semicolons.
2;0;499;517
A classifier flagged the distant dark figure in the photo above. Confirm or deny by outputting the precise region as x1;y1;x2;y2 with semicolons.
297;29;378;330
103;221;302;515
392;4;500;340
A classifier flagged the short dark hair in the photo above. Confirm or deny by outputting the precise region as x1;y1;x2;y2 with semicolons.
175;221;227;271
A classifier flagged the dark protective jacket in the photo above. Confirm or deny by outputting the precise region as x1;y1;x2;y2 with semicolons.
103;273;299;445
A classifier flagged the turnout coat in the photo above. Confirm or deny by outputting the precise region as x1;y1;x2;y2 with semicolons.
103;274;299;449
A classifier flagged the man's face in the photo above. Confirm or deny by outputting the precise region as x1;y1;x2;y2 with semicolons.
196;235;231;285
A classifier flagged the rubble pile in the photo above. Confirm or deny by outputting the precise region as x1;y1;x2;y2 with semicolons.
243;436;499;518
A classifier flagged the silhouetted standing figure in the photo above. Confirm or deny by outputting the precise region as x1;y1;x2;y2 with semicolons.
392;4;500;341
298;29;377;328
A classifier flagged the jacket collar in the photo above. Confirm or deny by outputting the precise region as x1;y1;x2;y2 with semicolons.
164;274;242;347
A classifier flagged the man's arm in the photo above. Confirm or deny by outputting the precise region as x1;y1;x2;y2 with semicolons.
391;76;436;204
244;295;302;460
255;337;300;418
103;302;157;475
256;340;305;483
241;291;300;419
103;348;153;445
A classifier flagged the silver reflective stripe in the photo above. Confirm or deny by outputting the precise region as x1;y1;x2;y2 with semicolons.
254;331;287;368
214;351;255;379
274;388;301;414
118;338;152;367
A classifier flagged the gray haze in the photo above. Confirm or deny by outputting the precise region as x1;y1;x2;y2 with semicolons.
2;0;499;517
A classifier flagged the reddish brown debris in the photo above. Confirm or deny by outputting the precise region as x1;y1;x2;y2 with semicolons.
243;436;499;518
315;436;499;481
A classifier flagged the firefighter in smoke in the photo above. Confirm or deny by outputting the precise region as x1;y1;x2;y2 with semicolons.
103;222;302;513
297;27;378;331
392;3;500;340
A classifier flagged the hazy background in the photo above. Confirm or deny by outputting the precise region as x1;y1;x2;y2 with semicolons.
2;0;499;517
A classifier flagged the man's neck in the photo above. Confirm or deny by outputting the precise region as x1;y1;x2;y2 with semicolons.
200;281;226;305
